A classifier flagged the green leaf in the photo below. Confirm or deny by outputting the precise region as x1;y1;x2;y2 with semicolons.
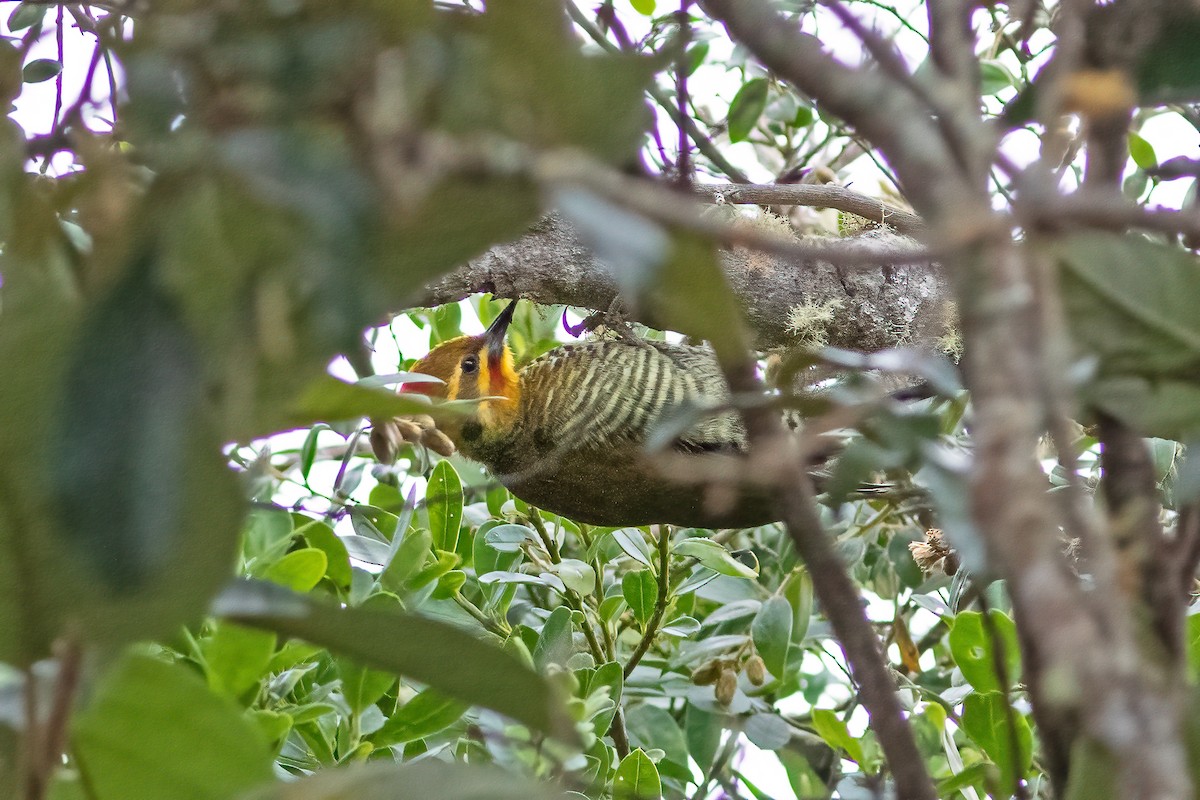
554;558;597;595
22;58;61;83
1123;170;1149;201
244;761;565;800
960;692;1033;795
949;610;1020;694
373;690;468;746
1094;375;1200;442
339;660;397;714
382;529;433;590
659;235;752;366
743;713;791;750
0;254;244;664
1187;613;1200;678
587;661;623;737
673;538;758;579
685;705;722;773
1057;232;1200;371
244;510;294;565
50;263;206;590
463;0;657;162
484;523;533;553
72;655;274;800
202;622;277;699
1133;9;1200;104
779;746;835;800
427;460;464;552
295;521;352;589
263;548;328;593
660;615;700;637
407;549;459;590
1055;232;1200;436
630;0;656;15
810;709;864;763
1063;737;1118;800
247;709;292;752
533;606;575;671
343;534;392;566
751;596;793;682
936;762;992;797
1128;132;1158;170
781;568;814;643
7;4;45;32
429;303;464;344
289;375;446;426
979;60;1014;96
613;749;662;799
215;580;574;741
612;528;655;568
622;570;658;625
727;78;769;143
625;705;690;781
298;423;331;481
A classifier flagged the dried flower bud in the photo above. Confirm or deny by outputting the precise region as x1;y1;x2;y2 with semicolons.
691;661;722;686
745;655;767;686
909;529;958;576
715;669;738;706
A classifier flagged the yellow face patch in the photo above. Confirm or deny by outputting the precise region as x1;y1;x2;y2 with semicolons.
401;333;519;431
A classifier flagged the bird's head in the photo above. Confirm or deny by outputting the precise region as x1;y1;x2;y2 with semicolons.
402;301;521;434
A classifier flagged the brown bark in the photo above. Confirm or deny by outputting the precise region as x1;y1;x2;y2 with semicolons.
417;214;951;354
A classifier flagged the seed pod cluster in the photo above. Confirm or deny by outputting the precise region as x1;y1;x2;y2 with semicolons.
715;669;738;706
691;661;723;686
692;652;771;705
744;654;767;686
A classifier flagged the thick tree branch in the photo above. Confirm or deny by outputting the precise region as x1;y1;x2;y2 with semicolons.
717;360;937;800
417;214;950;354
700;3;1192;797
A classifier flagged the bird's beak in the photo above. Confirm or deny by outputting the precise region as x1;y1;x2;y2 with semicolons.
485;300;517;361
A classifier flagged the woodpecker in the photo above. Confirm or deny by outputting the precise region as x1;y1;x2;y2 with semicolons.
372;302;798;528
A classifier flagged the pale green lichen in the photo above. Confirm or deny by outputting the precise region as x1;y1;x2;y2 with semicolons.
738;210;797;239
937;301;963;361
786;298;844;349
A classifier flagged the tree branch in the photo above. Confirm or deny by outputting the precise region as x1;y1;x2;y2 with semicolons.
727;383;938;800
693;182;925;236
417;214;950;354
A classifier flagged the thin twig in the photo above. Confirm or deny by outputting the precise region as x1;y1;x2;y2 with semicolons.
566;0;752;183
52;5;64;132
528;509;631;755
675;0;692;187
454;594;508;637
623;527;672;678
694;182;925;235
698;292;937;800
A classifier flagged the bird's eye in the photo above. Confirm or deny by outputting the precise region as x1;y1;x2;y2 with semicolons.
461;355;479;374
